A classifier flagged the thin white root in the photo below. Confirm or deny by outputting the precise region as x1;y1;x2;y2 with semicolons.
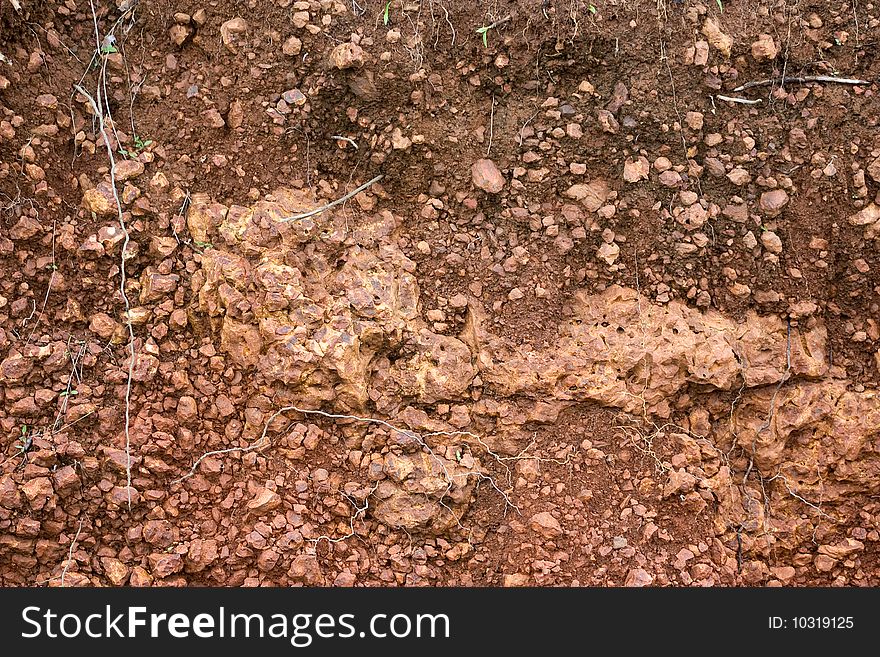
733;75;870;92
59;519;84;587
279;174;384;223
716;94;762;105
75;64;135;512
330;135;358;149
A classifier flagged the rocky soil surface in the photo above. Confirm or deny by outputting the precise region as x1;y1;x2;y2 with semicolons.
1;0;880;586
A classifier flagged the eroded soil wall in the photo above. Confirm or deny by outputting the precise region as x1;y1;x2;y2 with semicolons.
1;0;879;586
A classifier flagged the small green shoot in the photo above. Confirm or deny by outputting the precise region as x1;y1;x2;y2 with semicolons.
119;134;153;159
588;3;597;14
194;240;213;249
476;25;490;47
12;425;33;464
59;389;78;398
715;0;723;12
100;34;117;55
475;16;511;48
383;1;391;26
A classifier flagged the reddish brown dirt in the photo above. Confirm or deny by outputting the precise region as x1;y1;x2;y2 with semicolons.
1;0;879;587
